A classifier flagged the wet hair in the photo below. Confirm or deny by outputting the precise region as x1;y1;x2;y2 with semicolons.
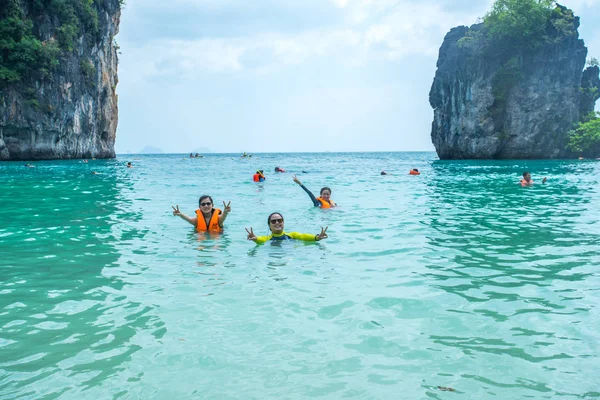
267;212;284;226
320;187;331;195
198;195;213;206
412;168;419;172
523;171;530;178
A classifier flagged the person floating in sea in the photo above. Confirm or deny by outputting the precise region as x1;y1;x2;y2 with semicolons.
381;170;389;175
172;196;231;233
409;168;420;175
274;166;286;173
253;170;266;182
245;212;328;244
24;163;35;168
293;175;336;208
127;162;133;168
520;171;547;186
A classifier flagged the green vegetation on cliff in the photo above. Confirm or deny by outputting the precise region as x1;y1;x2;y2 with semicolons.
481;0;583;136
567;112;600;157
0;0;102;85
483;0;578;54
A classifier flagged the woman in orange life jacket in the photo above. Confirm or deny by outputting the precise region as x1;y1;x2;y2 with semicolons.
172;195;231;232
292;175;336;208
409;168;420;175
520;171;547;187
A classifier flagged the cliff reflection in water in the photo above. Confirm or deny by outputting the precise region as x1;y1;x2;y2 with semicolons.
418;160;600;396
0;161;162;398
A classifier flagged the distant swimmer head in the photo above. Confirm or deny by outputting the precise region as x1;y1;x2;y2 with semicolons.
381;171;388;175
267;212;285;234
409;168;420;175
127;162;132;168
522;171;531;181
320;187;332;201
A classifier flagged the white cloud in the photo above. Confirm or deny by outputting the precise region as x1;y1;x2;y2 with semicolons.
120;0;487;82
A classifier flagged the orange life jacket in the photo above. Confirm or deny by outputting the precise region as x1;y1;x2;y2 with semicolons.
520;179;532;185
317;197;335;208
253;173;264;182
409;170;420;175
195;208;222;233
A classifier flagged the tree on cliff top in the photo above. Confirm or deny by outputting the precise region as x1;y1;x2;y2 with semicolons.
484;0;555;51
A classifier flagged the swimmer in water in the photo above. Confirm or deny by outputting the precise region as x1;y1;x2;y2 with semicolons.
172;195;231;233
127;162;133;168
520;171;547;186
409;168;420;175
293;175;336;208
274;166;286;173
245;212;328;244
253;170;266;182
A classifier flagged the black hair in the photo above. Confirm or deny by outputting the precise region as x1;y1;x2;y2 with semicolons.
413;168;419;172
199;195;213;206
523;171;530;177
267;212;284;225
320;187;331;195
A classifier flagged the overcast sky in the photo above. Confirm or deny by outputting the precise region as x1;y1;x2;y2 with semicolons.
114;0;600;154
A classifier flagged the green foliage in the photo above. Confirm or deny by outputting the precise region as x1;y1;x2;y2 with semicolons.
457;29;484;49
24;98;40;108
567;112;600;156
80;58;96;85
484;0;555;52
489;57;522;130
0;0;104;84
588;57;599;67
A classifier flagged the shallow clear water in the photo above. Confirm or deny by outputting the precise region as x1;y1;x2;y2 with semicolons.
1;152;599;399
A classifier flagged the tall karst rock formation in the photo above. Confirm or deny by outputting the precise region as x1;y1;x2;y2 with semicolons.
0;0;121;160
429;4;600;159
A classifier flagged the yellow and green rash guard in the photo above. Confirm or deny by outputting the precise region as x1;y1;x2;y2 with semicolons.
254;231;317;245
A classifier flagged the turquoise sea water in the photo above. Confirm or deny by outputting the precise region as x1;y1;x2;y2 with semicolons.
1;152;600;399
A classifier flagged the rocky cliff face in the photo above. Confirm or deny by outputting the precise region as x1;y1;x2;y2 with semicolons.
0;0;120;161
429;7;600;159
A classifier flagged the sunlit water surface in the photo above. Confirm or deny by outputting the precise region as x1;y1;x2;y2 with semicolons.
1;153;599;399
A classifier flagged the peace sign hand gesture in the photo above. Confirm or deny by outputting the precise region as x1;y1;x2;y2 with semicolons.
316;226;328;241
223;201;232;214
172;205;181;216
293;175;302;185
245;227;257;241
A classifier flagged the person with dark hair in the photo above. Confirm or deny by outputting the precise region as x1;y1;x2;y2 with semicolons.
292;175;336;208
127;162;133;168
409;168;420;175
520;171;547;186
274;166;286;173
253;170;266;182
172;195;231;233
245;212;328;244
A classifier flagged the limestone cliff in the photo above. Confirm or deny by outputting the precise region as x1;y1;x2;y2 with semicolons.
0;0;120;161
429;5;600;159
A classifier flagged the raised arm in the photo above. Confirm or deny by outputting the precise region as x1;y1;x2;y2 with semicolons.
246;227;270;244
219;201;231;227
172;205;197;226
289;227;328;242
293;175;320;207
